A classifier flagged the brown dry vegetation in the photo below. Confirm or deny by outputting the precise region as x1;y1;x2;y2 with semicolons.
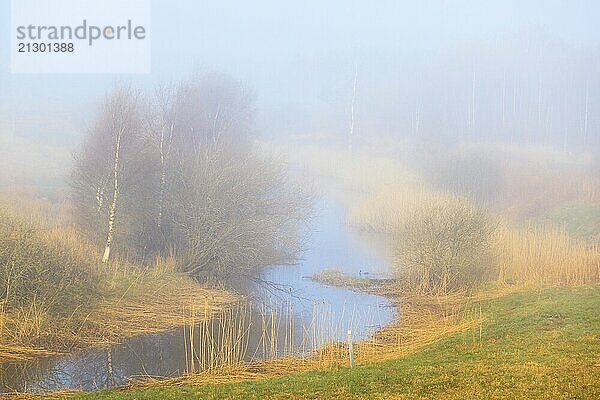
0;195;235;363
319;143;600;293
395;199;497;293
103;291;483;392
494;225;599;286
3;142;599;397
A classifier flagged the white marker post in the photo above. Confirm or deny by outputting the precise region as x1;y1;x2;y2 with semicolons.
347;329;354;368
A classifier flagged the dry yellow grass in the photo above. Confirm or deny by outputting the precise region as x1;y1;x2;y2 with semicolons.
495;225;600;286
105;291;483;391
0;275;236;362
0;344;56;363
347;181;599;289
57;274;236;349
0;390;79;400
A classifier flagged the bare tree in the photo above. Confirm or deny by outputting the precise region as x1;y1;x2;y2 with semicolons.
152;86;176;230
159;75;309;280
71;75;311;279
169;148;310;281
71;87;143;263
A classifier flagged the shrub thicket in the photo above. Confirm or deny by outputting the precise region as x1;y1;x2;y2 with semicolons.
394;199;496;293
0;203;97;314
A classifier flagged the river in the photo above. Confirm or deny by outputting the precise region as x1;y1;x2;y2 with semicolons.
0;196;395;394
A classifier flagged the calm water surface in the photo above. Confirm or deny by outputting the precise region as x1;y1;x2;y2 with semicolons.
0;197;395;394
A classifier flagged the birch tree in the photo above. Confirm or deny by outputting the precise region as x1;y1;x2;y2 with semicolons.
145;85;176;234
71;87;143;264
71;76;311;279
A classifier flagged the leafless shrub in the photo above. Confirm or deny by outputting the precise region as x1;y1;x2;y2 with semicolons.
169;149;310;281
394;199;496;294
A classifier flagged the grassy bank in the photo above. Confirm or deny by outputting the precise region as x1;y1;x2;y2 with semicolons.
0;197;235;363
65;285;599;399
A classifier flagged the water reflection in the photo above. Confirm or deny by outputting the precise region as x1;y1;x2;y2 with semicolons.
0;198;395;394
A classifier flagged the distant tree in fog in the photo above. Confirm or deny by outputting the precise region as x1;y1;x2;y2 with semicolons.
71;75;310;279
348;65;357;154
136;75;258;257
170;149;307;280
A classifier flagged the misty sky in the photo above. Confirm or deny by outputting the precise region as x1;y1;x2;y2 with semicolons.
1;0;599;150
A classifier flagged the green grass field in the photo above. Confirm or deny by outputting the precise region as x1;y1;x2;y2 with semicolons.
66;286;600;400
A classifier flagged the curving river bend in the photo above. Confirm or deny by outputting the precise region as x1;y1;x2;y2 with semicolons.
0;197;395;394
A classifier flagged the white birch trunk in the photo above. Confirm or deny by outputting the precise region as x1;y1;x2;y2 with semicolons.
157;122;173;229
157;126;166;229
348;65;357;154
102;128;123;264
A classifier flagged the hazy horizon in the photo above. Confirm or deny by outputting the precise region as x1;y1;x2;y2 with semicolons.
1;0;599;194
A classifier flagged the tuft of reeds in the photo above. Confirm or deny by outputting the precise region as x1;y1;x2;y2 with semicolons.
495;225;600;286
130;291;484;390
0;195;237;362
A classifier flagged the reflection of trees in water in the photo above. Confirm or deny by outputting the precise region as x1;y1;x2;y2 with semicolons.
1;335;182;393
1;295;390;394
0;348;110;393
181;302;308;372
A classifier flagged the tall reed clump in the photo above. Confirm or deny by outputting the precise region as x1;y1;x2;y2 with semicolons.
0;202;99;348
495;225;600;286
0;203;98;313
392;198;599;293
177;297;394;377
393;198;497;294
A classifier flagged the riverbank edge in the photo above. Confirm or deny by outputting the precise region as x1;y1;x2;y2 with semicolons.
21;275;504;399
70;284;600;399
0;273;237;365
